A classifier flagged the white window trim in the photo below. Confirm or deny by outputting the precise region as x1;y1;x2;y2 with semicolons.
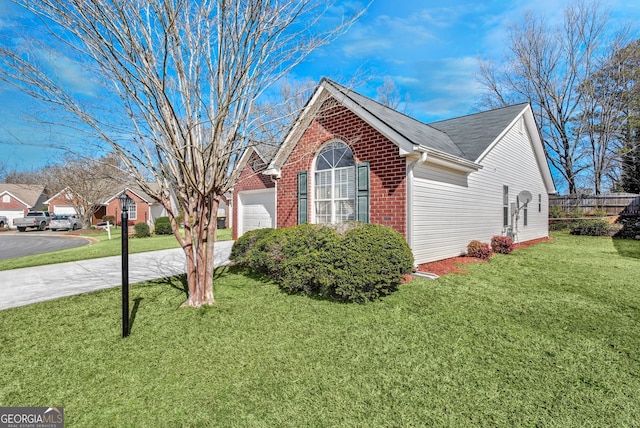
310;140;356;225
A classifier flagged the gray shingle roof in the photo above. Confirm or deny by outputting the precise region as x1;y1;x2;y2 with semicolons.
0;184;47;208
428;103;529;161
322;78;528;162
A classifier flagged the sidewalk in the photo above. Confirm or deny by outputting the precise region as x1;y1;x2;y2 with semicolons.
0;241;234;310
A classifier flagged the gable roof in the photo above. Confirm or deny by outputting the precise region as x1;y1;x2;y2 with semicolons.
0;184;48;208
323;79;464;158
428;103;530;161
267;78;555;192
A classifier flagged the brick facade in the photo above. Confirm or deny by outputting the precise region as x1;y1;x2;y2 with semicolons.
0;195;29;213
232;151;276;240
277;99;407;237
104;191;150;226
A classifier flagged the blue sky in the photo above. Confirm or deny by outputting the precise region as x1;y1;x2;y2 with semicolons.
1;0;639;173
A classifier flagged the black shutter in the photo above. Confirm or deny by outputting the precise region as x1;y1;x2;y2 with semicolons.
298;171;308;224
355;162;370;223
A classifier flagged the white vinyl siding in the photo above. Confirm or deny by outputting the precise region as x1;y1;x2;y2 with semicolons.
410;119;549;264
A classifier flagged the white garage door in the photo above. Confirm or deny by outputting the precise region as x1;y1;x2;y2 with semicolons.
0;210;25;229
53;206;78;215
238;189;276;237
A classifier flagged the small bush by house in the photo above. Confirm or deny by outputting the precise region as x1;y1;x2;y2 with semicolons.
134;222;151;238
154;216;173;235
467;240;492;260
491;236;514;254
231;223;414;303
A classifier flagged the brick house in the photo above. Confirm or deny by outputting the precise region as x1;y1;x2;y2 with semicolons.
100;184;176;226
0;184;48;229
233;78;556;264
45;187;85;215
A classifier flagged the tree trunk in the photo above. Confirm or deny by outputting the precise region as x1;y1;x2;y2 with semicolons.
177;196;219;308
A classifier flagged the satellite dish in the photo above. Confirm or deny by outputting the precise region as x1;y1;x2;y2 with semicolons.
518;190;533;205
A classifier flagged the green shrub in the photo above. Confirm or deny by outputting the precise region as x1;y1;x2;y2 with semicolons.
133;222;151;238
154;216;173;235
325;224;414;303
570;219;610;236
567;208;585;218
230;228;281;274
231;223;414;303
548;206;565;218
491;236;514;254
467;240;492;259
614;216;640;239
549;220;578;231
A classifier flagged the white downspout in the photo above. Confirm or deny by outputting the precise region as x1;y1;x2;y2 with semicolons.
406;150;428;267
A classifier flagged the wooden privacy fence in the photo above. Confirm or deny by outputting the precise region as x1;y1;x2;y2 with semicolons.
549;193;640;216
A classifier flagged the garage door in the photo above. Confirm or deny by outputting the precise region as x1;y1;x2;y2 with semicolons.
0;210;25;229
53;205;77;215
238;189;276;237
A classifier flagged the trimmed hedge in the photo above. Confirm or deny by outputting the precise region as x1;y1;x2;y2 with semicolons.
134;222;151;238
569;219;610;236
154;216;173;235
230;223;414;303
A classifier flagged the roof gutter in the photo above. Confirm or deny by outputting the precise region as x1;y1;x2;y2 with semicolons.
405;145;482;173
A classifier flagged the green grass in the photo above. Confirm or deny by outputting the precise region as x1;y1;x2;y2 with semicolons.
0;227;233;271
1;232;639;426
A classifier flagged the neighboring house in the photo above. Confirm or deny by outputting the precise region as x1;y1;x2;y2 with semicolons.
0;184;48;229
232;78;556;265
232;144;280;237
45;187;84;215
99;184;176;226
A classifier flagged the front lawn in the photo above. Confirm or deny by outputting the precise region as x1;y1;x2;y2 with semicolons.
0;233;638;426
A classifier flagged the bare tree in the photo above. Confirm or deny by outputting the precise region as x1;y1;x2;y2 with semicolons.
0;0;366;307
375;77;411;114
576;36;632;194
45;154;130;226
477;1;615;194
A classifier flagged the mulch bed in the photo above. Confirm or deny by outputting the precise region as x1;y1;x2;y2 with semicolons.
416;237;552;277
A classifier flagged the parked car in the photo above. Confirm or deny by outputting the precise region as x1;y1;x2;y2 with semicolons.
13;211;52;232
0;215;8;229
50;214;83;231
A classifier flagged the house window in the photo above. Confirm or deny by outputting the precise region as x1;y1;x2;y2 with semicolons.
503;185;509;227
538;194;542;212
314;141;355;224
2;195;9;203
128;200;137;221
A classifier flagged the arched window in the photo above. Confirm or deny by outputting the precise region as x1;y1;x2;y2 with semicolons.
314;141;355;223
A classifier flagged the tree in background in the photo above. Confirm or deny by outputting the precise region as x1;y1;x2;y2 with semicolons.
45;154;130;226
478;1;618;194
0;0;366;307
376;77;412;114
614;40;640;193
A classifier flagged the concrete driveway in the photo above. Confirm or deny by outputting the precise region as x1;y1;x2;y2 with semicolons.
0;230;91;260
0;240;234;310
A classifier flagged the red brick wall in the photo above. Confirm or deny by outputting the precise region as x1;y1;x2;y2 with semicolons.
104;192;150;225
0;194;28;214
232;151;276;240
277;99;407;237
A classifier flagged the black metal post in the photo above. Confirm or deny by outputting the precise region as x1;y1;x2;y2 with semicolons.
121;205;129;338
